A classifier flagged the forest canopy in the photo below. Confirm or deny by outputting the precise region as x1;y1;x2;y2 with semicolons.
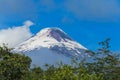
0;39;120;80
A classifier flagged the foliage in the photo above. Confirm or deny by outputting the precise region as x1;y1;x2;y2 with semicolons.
0;46;31;80
86;38;120;80
0;39;120;80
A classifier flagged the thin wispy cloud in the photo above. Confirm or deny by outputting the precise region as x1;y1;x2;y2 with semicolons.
38;0;56;12
0;0;38;23
65;0;120;21
0;0;36;14
0;0;120;22
0;20;34;48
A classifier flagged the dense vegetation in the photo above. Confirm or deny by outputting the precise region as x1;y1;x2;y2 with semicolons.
0;39;120;80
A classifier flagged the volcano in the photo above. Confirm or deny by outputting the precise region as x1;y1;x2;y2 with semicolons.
14;28;89;67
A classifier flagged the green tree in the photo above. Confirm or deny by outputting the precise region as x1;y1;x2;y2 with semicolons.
0;46;31;80
86;38;120;80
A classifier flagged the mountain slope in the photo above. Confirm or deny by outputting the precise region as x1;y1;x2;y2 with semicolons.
14;27;89;67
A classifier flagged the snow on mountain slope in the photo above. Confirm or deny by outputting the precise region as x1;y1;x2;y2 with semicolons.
14;27;89;67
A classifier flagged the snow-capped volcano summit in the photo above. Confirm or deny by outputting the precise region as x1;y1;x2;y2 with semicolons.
36;28;72;42
14;27;89;67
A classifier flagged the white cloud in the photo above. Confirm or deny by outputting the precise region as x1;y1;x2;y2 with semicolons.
23;20;34;27
0;20;34;48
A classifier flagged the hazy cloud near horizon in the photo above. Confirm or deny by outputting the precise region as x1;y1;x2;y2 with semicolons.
0;20;34;48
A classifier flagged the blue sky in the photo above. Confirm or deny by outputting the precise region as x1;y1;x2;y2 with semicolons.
0;0;120;51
